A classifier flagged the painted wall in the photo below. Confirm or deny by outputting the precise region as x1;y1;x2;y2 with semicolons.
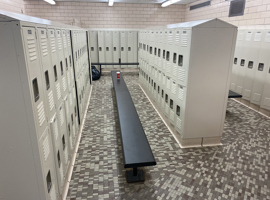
184;0;270;26
23;1;185;28
0;0;25;13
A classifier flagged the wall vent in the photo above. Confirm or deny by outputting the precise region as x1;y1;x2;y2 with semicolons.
229;0;246;17
190;1;211;10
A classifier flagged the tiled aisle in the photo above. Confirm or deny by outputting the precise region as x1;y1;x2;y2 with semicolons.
67;75;270;200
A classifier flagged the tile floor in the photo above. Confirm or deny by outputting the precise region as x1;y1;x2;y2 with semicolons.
67;75;270;200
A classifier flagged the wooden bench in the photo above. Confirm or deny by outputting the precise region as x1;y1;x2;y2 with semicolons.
111;71;156;183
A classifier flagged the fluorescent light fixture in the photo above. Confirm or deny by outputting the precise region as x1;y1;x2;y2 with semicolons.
108;0;114;6
161;0;181;7
44;0;56;5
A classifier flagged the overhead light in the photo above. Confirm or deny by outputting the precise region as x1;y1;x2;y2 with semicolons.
44;0;56;5
161;0;181;7
108;0;114;6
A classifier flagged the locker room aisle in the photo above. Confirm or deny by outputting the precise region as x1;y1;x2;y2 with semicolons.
67;75;270;200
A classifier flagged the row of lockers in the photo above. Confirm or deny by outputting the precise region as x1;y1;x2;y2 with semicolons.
138;19;237;147
230;26;270;111
89;29;138;68
0;10;91;200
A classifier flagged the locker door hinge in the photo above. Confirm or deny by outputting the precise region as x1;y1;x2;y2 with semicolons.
35;31;37;40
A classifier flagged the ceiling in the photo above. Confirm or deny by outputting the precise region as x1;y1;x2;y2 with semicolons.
54;0;200;5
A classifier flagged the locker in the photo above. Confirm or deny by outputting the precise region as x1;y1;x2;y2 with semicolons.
138;19;237;147
242;28;264;100
120;31;128;68
260;65;270;110
127;31;138;68
251;29;270;105
113;31;120;68
105;31;113;68
89;30;99;63
98;31;105;63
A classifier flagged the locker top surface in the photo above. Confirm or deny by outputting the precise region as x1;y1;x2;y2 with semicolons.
0;9;83;30
143;18;237;30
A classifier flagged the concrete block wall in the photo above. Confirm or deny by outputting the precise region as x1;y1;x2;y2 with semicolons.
185;0;270;26
0;0;25;14
23;1;185;28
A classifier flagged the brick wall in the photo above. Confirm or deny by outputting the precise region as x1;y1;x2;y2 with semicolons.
23;1;185;28
0;0;25;13
185;0;270;26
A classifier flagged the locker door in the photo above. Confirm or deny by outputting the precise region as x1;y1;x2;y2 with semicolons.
121;31;128;68
62;29;72;92
56;29;68;99
236;30;253;95
231;30;245;92
98;31;105;63
48;28;62;108
113;31;120;68
89;31;99;63
260;64;270;110
128;31;135;67
105;31;113;68
242;29;263;101
38;127;59;200
36;28;57;121
22;27;48;138
251;30;270;105
49;114;67;196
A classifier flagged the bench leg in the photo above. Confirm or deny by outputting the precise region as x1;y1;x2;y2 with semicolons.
126;167;144;183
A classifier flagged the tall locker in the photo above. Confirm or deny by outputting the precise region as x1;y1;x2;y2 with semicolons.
89;31;99;63
104;31;113;68
98;31;105;63
260;63;270;111
120;31;128;68
251;29;270;106
242;28;264;101
113;31;120;68
0;19;59;199
127;31;138;67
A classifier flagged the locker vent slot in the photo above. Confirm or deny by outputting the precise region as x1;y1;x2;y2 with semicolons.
46;171;52;193
168;32;173;45
166;63;171;74
254;32;262;42
121;47;124;51
54;65;58;82
42;135;50;161
258;63;264;71
63;36;67;49
67;33;71;47
32;78;39;102
178;68;185;81
41;37;48;57
178;87;184;101
181;33;188;47
45;71;50;90
49;185;57;200
170;110;174;121
165;104;169;115
67;71;70;87
265;32;270;42
56;83;61;100
50;36;56;53
263;97;270;107
243;89;251;98
172;82;176;94
173;65;177;77
176;117;182;130
165;94;168;103
175;32;180;45
37;101;45;126
170;99;173;109
245;32;252;41
60;107;64;127
48;90;54;111
27;37;37;61
252;93;261;102
53;118;59;141
63;77;67;92
162;75;166;85
167;78;171;89
65;99;69;115
173;53;177;63
57;151;61;168
238;32;244;41
58;35;62;50
178;55;183;66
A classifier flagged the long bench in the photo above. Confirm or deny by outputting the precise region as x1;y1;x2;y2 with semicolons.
111;71;156;183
